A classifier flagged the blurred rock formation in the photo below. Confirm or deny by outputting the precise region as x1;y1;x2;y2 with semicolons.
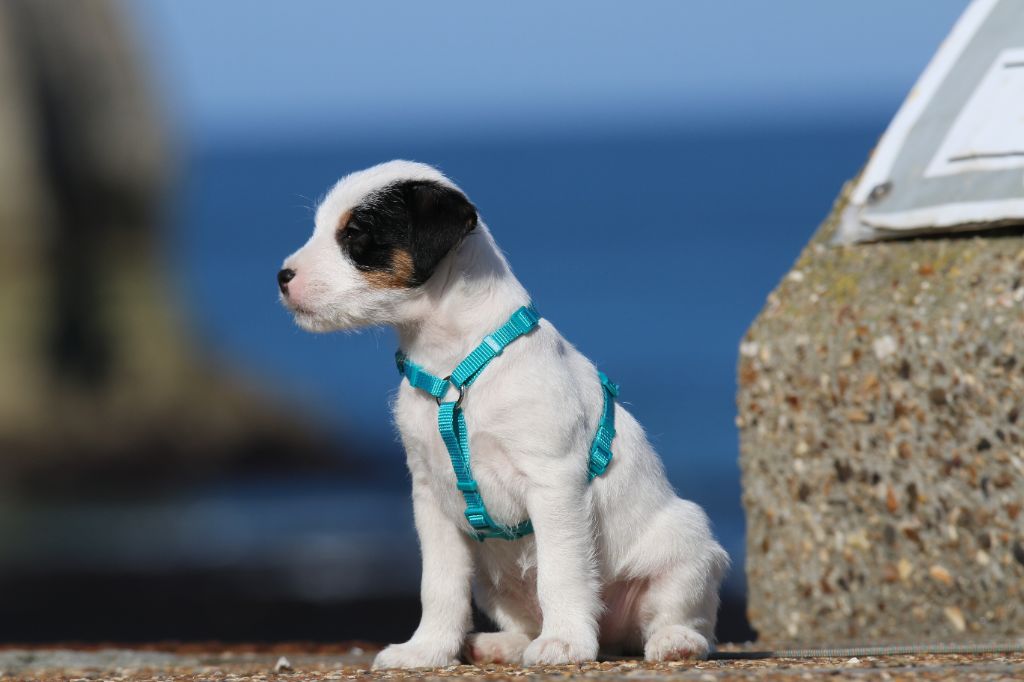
0;0;340;488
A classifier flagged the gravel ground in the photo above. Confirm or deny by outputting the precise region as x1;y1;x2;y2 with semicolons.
2;645;1023;681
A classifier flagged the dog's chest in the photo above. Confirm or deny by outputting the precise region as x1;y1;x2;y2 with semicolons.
394;385;526;529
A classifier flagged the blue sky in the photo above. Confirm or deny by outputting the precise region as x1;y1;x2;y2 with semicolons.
132;1;969;146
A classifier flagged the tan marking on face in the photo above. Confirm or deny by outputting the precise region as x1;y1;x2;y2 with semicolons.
335;210;353;233
361;248;416;288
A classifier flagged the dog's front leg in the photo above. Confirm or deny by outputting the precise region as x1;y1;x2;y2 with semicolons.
522;482;600;665
373;481;474;670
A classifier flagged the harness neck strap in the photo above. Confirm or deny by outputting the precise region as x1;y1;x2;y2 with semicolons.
395;304;540;395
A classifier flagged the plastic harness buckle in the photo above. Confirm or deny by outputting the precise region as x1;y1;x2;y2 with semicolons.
512;305;541;331
482;334;503;354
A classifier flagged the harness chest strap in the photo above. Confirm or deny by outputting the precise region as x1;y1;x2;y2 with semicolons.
396;304;619;541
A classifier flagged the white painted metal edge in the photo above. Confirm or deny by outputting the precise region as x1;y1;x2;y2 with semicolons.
849;0;998;206
861;198;1024;231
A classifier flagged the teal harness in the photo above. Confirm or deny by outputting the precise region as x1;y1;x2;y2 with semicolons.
395;304;619;541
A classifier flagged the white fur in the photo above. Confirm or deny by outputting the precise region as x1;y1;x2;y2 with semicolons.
281;160;729;669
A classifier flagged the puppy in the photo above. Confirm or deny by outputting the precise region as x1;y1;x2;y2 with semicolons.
279;160;729;669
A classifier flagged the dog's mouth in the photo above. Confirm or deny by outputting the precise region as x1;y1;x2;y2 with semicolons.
279;293;312;315
282;299;331;332
281;298;321;329
286;301;312;315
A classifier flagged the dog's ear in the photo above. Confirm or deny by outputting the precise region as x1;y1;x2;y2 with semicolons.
404;181;477;284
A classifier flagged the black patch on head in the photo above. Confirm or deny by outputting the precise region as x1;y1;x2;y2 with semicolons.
337;179;477;286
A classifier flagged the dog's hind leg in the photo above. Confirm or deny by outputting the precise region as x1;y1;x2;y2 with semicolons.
465;631;533;665
634;499;730;661
466;570;541;664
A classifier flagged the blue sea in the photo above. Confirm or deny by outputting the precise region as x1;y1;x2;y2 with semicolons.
168;121;882;596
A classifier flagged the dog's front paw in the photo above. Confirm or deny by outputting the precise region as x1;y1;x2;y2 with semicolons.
522;635;597;666
644;624;710;661
372;641;460;670
465;632;532;665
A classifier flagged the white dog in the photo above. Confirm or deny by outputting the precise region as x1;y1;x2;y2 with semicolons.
279;160;729;669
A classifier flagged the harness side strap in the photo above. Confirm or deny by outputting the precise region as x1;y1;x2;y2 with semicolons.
588;371;619;480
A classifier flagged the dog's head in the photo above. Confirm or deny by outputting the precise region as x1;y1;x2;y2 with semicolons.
279;161;477;332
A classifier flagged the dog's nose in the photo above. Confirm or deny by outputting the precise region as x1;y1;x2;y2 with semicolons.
277;268;296;294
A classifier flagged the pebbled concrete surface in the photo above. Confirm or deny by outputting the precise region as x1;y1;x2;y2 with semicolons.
2;646;1023;681
738;181;1024;642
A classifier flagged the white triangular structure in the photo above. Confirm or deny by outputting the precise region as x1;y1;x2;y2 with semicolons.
836;0;1024;244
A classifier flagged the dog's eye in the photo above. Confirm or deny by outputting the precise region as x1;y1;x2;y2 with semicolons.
340;223;363;241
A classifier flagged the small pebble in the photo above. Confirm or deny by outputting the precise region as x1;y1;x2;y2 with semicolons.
274;656;293;673
944;605;967;632
873;335;897;360
929;564;954;587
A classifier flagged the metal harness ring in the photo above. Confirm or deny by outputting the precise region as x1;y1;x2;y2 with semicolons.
436;377;465;408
